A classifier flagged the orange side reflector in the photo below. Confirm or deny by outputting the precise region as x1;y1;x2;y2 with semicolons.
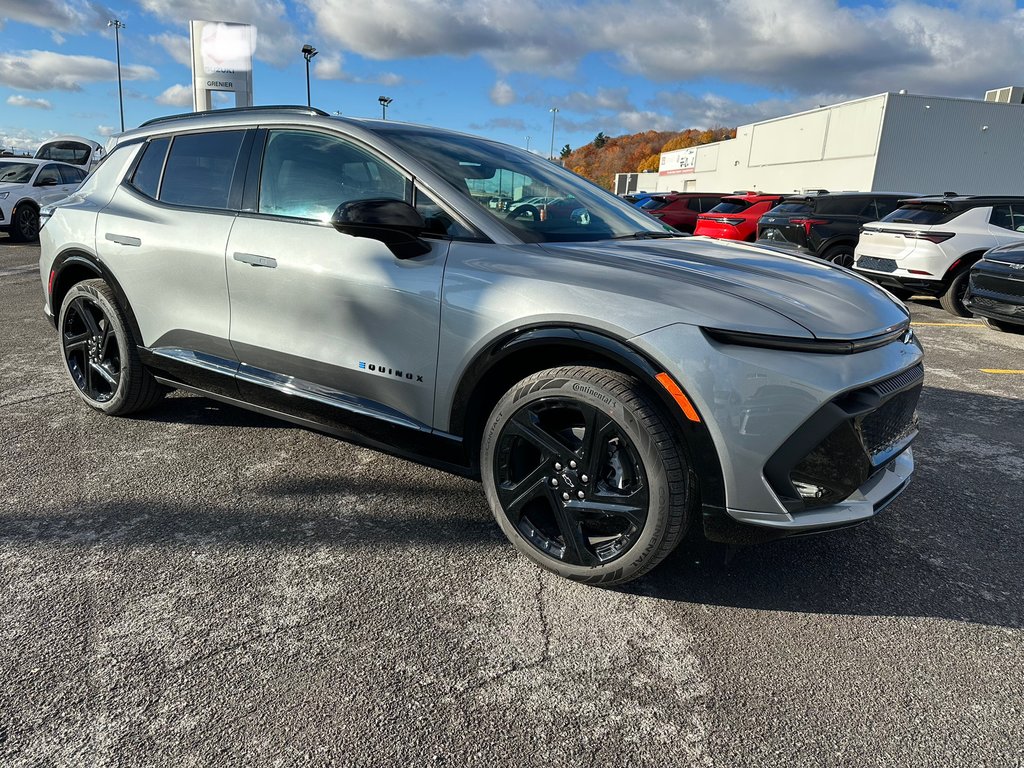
655;372;701;423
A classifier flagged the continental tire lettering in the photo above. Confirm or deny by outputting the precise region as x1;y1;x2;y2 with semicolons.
570;382;615;407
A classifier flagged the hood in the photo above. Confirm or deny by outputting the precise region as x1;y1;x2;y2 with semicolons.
541;237;909;341
985;242;1024;266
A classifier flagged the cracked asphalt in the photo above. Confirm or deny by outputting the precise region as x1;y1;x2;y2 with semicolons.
1;238;1022;767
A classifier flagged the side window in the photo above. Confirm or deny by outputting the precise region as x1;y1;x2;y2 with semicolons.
159;131;246;210
259;130;409;220
873;198;901;219
701;197;721;212
58;165;85;185
35;164;62;186
989;205;1014;231
860;199;879;219
1011;205;1024;232
687;198;703;212
129;137;170;199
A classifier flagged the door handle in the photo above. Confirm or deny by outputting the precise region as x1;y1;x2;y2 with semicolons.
233;252;277;268
105;233;141;247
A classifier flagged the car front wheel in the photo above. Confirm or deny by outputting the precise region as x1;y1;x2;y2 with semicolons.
481;365;694;585
58;279;165;415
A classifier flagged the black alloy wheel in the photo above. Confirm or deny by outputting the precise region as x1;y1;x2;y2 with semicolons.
482;366;693;585
58;279;166;415
62;295;122;402
11;205;39;242
494;397;650;567
826;245;855;269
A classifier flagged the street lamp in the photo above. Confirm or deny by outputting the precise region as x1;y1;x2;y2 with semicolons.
301;44;318;107
525;136;532;152
108;19;125;132
549;107;559;161
378;96;393;120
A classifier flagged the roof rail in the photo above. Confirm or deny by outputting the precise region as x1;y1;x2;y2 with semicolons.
139;105;330;128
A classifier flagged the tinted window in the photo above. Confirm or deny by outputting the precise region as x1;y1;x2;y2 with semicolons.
814;196;867;215
771;202;813;214
36;141;92;165
130;137;170;199
640;197;668;210
873;197;902;219
699;197;723;212
709;200;752;214
415;187;475;239
0;162;37;184
35;164;62;186
259;130;409;220
160;131;245;210
881;204;956;225
58;165;86;185
989;205;1024;232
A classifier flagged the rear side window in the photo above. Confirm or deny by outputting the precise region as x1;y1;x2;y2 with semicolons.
881;204;956;225
58;165;86;185
35;164;62;186
160;131;246;210
640;197;668;210
872;198;903;219
129;137;170;199
709;200;752;214
813;196;867;215
989;205;1024;232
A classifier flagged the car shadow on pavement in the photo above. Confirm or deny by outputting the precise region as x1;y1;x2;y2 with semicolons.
133;392;284;429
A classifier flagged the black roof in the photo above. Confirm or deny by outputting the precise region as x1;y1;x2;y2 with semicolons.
779;191;914;202
898;195;1024;210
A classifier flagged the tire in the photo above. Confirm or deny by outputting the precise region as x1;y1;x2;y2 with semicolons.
8;203;39;242
824;244;855;268
58;279;165;415
939;270;972;317
480;365;694;585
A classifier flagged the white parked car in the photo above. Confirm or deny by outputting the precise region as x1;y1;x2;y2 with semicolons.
0;158;88;242
34;136;105;172
855;195;1024;316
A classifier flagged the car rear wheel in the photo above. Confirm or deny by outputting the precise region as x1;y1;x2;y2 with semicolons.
939;270;972;317
824;244;855;268
9;203;39;242
481;365;693;585
59;279;166;415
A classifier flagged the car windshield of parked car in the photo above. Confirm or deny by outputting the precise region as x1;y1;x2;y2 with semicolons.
770;201;813;214
0;162;36;184
382;128;669;243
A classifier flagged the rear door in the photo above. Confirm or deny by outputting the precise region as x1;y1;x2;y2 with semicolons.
95;130;249;368
224;127;448;429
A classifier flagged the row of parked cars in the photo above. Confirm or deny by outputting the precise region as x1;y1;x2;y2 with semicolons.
628;189;1024;333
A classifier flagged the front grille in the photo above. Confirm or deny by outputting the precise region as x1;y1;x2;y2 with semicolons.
857;256;898;273
870;363;924;397
973;273;1024;300
859;387;920;461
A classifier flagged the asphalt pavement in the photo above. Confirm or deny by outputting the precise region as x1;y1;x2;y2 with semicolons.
1;238;1022;767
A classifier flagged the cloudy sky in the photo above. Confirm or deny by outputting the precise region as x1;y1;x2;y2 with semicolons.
2;0;1024;153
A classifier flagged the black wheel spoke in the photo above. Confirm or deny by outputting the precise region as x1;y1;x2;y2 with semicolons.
573;497;646;530
551;498;598;566
497;462;551;522
63;331;91;352
99;324;115;358
74;298;102;338
91;361;118;389
507;410;571;459
578;405;617;481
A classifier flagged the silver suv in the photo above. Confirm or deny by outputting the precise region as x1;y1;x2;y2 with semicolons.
39;107;924;585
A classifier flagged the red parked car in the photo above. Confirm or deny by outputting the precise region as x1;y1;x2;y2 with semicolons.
639;192;726;233
694;192;784;241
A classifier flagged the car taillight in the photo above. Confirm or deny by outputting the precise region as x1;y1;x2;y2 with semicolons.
703;217;745;226
790;218;828;236
905;231;955;244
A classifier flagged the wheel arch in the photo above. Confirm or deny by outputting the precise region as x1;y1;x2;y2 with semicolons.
50;250;143;342
820;237;857;256
448;325;726;516
942;250;987;281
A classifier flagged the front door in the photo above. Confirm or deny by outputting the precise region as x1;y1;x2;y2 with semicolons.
225;128;447;430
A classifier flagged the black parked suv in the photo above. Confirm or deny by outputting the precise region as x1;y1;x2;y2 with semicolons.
757;191;913;266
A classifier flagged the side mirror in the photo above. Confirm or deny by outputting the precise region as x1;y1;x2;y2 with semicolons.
331;198;432;259
36;177;59;187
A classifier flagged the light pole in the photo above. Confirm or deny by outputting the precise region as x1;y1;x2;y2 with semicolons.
378;96;393;120
548;107;559;161
525;136;532;152
108;19;125;132
301;44;318;107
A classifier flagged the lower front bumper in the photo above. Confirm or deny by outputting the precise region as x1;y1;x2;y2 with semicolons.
726;448;913;532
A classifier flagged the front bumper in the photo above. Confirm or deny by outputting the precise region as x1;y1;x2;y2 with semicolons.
965;262;1024;326
631;322;923;538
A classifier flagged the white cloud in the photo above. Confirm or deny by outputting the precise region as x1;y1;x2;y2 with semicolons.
138;0;300;66
156;84;193;106
0;50;158;91
0;129;58;154
0;0;109;33
490;80;515;106
6;94;53;110
96;125;117;137
150;33;192;67
314;53;406;86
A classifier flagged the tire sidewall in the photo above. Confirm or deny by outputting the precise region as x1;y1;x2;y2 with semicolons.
13;204;38;242
58;281;131;413
481;371;675;584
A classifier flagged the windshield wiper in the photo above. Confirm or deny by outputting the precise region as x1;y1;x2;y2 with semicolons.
613;231;687;240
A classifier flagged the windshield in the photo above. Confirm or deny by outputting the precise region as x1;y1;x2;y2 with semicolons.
0;162;36;184
881;204;955;225
382;128;669;243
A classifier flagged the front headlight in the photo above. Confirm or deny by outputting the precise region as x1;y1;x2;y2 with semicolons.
702;324;910;354
39;203;56;230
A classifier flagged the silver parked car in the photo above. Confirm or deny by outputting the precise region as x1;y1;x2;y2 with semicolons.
39;107;923;585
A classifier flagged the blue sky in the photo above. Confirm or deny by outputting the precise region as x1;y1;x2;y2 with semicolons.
3;0;1024;154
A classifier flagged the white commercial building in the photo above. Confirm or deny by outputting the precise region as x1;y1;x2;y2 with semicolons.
616;89;1024;197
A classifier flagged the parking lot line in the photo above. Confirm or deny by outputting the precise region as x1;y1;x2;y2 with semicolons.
911;322;984;327
980;369;1024;374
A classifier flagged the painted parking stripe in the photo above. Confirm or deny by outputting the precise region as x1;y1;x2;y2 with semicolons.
912;322;984;327
980;369;1024;374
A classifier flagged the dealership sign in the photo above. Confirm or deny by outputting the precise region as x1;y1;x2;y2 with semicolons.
659;147;697;176
190;20;256;111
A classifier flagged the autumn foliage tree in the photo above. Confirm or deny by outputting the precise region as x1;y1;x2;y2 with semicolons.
564;126;737;189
